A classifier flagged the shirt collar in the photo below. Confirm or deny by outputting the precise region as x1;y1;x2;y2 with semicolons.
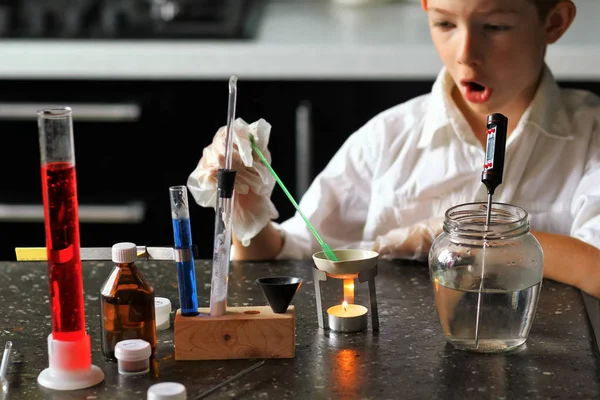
417;65;573;149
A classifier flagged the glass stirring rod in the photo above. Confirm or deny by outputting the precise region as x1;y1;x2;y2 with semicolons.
476;113;508;349
209;75;238;317
249;135;339;262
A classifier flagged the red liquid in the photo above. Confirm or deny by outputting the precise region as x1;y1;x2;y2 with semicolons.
41;162;86;341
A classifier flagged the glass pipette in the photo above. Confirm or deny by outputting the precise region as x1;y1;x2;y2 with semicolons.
209;75;238;317
476;113;508;348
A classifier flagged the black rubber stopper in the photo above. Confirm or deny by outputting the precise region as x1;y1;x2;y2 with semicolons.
256;276;303;314
217;169;237;198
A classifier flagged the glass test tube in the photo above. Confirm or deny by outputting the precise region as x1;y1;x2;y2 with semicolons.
169;186;200;316
209;188;234;317
38;107;86;342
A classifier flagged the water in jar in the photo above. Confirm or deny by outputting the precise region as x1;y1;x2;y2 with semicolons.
432;264;541;353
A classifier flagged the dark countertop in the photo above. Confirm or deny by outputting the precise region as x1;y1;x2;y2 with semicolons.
0;259;599;400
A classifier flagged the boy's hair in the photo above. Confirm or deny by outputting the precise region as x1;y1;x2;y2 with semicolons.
532;0;560;19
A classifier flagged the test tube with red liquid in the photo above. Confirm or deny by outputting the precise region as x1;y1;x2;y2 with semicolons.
37;107;104;391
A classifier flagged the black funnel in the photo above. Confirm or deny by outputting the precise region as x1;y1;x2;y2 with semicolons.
256;276;303;314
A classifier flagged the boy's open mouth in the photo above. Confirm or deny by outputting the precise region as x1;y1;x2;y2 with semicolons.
460;80;492;103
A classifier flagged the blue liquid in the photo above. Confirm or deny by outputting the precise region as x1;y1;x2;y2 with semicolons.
172;218;199;316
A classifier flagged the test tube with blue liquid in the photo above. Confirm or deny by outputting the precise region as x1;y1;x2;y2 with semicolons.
169;185;200;316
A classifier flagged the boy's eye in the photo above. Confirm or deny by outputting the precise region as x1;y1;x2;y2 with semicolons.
433;21;456;30
484;24;511;32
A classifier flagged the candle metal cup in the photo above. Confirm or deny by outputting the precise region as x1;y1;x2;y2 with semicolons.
312;249;380;332
327;304;368;333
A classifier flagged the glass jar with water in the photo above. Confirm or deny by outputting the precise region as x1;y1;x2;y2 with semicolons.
429;202;544;353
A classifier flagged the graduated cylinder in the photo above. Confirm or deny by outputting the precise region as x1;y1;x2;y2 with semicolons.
38;107;85;341
37;106;104;391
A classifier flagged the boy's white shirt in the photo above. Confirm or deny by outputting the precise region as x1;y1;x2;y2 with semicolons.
275;65;600;260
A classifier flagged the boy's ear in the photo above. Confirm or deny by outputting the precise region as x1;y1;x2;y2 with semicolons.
545;1;576;44
421;0;426;10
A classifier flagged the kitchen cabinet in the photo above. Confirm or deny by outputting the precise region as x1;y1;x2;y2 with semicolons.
1;78;598;261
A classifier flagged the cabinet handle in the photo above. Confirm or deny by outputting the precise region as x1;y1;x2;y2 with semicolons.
0;202;145;223
0;103;140;121
295;101;313;198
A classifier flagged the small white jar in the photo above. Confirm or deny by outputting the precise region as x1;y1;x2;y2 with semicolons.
147;382;187;400
155;297;172;331
114;339;151;376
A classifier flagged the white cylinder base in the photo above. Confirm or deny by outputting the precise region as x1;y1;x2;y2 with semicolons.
37;334;105;391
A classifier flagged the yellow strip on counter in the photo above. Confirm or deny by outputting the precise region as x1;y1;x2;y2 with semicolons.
14;247;48;261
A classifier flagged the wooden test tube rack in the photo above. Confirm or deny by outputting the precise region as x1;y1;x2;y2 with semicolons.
174;306;296;360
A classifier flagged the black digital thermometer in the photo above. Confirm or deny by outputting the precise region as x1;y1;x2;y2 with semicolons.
481;113;508;224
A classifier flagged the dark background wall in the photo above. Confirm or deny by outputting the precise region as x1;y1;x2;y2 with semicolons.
1;79;598;260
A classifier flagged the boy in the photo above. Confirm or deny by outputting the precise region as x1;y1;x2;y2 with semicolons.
188;0;600;298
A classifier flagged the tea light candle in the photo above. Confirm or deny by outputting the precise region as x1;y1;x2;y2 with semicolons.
327;301;368;333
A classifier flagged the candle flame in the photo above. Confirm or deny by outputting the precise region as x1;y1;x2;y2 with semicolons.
342;301;348;311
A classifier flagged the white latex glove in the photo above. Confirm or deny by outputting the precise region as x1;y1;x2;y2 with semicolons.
187;118;278;246
373;217;444;261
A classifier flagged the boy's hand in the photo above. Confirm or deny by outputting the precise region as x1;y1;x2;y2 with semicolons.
187;118;279;246
373;217;444;261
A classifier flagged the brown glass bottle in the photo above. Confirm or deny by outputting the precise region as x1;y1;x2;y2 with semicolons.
100;242;157;360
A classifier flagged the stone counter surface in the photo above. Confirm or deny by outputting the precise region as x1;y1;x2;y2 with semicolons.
0;259;598;399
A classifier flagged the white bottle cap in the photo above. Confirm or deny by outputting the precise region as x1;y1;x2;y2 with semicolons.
114;339;151;362
155;297;172;331
147;382;187;400
112;242;138;263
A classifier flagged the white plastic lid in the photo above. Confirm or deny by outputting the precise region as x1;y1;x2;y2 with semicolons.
147;382;187;400
155;297;172;315
112;242;138;263
114;339;151;362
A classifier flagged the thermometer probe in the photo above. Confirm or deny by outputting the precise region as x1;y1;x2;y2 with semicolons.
475;113;508;348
